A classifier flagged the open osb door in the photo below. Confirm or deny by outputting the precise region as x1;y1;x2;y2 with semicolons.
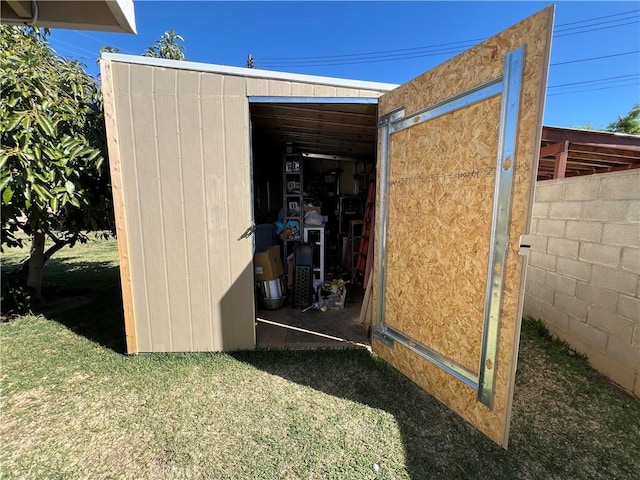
371;7;554;447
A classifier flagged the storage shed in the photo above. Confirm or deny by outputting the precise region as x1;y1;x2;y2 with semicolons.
101;7;554;447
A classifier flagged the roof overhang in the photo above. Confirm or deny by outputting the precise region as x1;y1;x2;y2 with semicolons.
1;0;136;33
539;126;640;180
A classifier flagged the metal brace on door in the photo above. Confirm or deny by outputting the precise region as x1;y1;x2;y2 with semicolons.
374;46;525;410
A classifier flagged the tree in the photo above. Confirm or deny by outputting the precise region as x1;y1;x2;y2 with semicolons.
143;30;185;60
97;45;120;64
1;26;112;308
606;104;640;135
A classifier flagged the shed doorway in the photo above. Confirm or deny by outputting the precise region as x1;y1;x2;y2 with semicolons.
248;98;379;349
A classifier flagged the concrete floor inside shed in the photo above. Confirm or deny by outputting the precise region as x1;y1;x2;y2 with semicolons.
256;289;370;350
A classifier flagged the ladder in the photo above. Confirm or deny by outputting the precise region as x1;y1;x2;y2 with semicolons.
354;181;374;288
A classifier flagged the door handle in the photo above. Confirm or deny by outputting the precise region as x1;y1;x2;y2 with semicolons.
238;224;256;241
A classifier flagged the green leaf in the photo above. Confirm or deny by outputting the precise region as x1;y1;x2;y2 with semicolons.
32;183;53;200
65;180;75;194
6;114;22;132
2;187;13;204
35;113;55;137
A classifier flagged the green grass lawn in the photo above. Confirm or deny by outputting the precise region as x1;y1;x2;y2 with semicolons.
1;239;639;479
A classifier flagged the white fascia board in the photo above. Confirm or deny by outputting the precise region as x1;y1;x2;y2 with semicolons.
101;53;399;92
106;0;137;34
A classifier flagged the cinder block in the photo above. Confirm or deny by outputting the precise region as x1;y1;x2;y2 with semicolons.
634;324;640;347
587;306;634;338
555;292;588;319
557;257;591;281
562;177;600;201
544;271;577;296
527;282;555;305
627;200;640;223
582;200;628;222
535;183;563;202
549;201;583;219
523;296;542;318
587;349;636;392
600;173;640;200
525;265;546;284
606;335;640;369
578;242;622;268
536;219;566;237
602;223;640;248
532;201;549;219
548;323;590;355
621;248;640;275
565;220;603;242
576;282;619;311
634;374;640;398
540;302;569;331
568;316;607;351
548;237;579;259
530;251;557;271
617;294;640;322
591;264;638;296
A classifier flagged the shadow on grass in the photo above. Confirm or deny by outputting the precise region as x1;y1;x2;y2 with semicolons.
39;257;127;354
17;252;637;478
231;348;512;479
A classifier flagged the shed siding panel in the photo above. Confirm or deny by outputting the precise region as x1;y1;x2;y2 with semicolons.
359;89;385;97
111;62;152;351
246;77;269;96
178;70;215;351
221;86;256;349
153;68;193;352
129;64;173;351
290;83;315;96
201;72;233;351
268;79;292;96
314;85;338;96
223;74;246;96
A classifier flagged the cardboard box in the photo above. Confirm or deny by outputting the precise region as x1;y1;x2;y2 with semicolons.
254;245;284;281
304;206;322;215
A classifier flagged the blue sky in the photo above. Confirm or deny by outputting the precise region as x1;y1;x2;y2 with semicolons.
49;1;639;129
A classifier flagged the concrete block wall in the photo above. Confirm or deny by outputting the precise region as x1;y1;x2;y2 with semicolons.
524;170;640;396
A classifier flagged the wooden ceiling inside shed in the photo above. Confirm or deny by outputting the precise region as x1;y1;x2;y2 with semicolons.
250;102;378;161
249;103;640;176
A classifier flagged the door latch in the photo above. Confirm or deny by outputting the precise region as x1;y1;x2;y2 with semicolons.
518;234;535;256
238;224;256;241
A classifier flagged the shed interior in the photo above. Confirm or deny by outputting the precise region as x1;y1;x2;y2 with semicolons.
248;101;379;348
246;103;640;349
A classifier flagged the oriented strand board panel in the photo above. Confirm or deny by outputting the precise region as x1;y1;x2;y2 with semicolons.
372;7;553;446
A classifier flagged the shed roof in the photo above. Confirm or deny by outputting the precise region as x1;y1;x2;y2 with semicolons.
101;53;398;91
103;55;640;176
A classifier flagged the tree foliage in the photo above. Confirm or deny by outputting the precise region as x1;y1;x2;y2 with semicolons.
606;104;640;135
1;26;112;305
143;30;185;60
